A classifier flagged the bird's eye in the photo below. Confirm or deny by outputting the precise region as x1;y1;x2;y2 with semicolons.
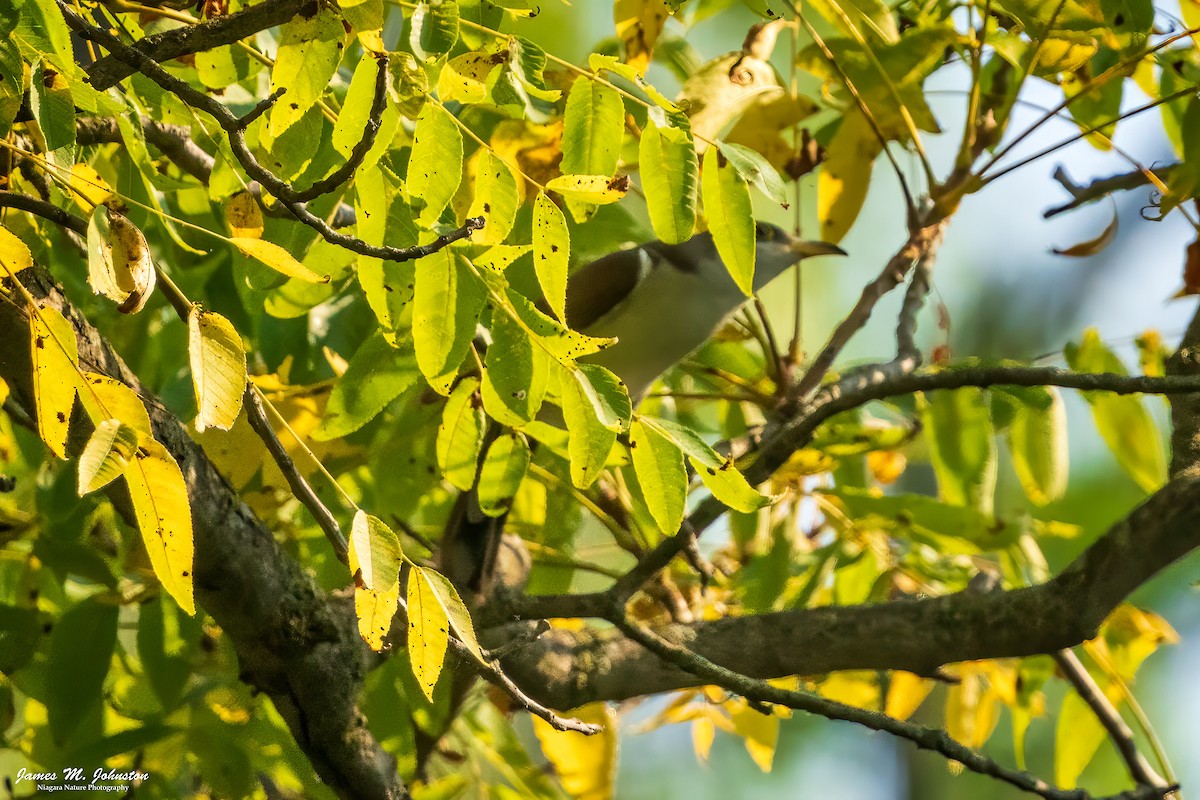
755;223;774;241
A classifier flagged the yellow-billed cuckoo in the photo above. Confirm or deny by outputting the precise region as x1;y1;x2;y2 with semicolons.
441;222;845;593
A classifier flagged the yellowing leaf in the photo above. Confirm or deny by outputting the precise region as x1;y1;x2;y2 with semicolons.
817;111;881;244
269;6;348;136
348;510;402;591
693;456;768;513
407;566;450;701
86;205;156;313
945;666;1000;749
77;418;138;495
1052;209;1118;257
1054;688;1108;788
729;700;779;772
232;238;331;283
640;119;698;244
533;703;617;800
30;305;79;459
125;437;195;615
884;671;934;720
533;191;571;321
546;174;628;206
224;190;263;239
188;308;246;432
68;163;113;210
437;49;499;105
702;145;755;296
420;567;485;663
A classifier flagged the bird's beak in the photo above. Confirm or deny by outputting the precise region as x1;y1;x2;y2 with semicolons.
788;238;846;259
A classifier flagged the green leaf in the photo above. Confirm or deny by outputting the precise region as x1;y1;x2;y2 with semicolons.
31;59;74;171
188;309;246;433
436;377;485;491
125;438;195;615
408;103;464;225
46;599;118;743
480;312;549;425
410;0;460;61
533;191;571;321
1064;329;1166;492
407;566;451;701
589;53;680;111
994;385;1068;506
413;250;486;393
504;286;614;364
76;418;138;495
702;144;755;295
468;150;520;245
355;164;419;340
342;0;383;34
562;78;624;177
29;305;79;460
629;418;686;534
716;141;788;205
640;118;698;244
1054;688;1108;788
694;455;768;513
478;432;530;516
0;41;25;138
333;55;385;159
420;567;486;663
314;333;420;440
232;238;332;283
269;5;348;136
561;365;630;488
388;51;429;118
349;510;402;591
920;388;997;515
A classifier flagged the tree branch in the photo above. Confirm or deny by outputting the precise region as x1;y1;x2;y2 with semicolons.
0;266;408;800
86;0;312;90
1042;164;1177;219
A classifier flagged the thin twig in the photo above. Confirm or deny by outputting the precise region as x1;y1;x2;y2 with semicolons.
1053;649;1169;790
1044;164;1180;218
244;385;350;565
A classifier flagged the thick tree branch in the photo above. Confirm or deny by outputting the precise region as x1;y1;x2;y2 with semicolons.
490;471;1200;709
0;266;408;800
86;0;312;90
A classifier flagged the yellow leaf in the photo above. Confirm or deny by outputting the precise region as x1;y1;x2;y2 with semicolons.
188;308;246;432
944;665;1000;748
884;671;934;719
86;206;157;313
818;671;879;710
407;566;449;701
79;372;152;436
232;238;331;284
30;305;79;459
125;437;195;615
533;191;570;321
76;418;138;495
817;111;881;244
420;567;485;663
0;224;34;274
224;190;264;239
729;700;779;773
68;163;114;210
533;703;617;800
355;584;399;652
692;714;716;762
1052;209;1118;257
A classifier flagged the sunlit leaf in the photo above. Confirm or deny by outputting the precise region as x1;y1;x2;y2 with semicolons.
223;190;263;239
68;163;113;210
614;0;672;73
533;191;571;320
546;175;629;206
477;431;531;517
1054;688;1108;788
640;118;698;244
729;700;779;772
715;141;788;206
79;372;152;437
436;376;485;491
31;59;74;170
410;0;460;61
87;205;157;313
269;5;348;136
408;103;464;225
817;111;880;244
30;305;79;460
421;567;485;663
628;418;686;534
920;388;997;515
702;144;755;295
125;437;195;615
76;418;138;495
561;365;630;488
407;566;451;701
561;78;624;178
355;583;399;652
315;333;421;440
533;703;617;799
413;250;486;393
232;238;331;283
349;510;402;592
468;150;520;245
188;308;246;433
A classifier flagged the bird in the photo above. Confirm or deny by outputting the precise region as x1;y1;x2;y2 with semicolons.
440;221;845;595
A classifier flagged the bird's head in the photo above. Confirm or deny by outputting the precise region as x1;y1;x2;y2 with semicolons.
747;221;845;292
